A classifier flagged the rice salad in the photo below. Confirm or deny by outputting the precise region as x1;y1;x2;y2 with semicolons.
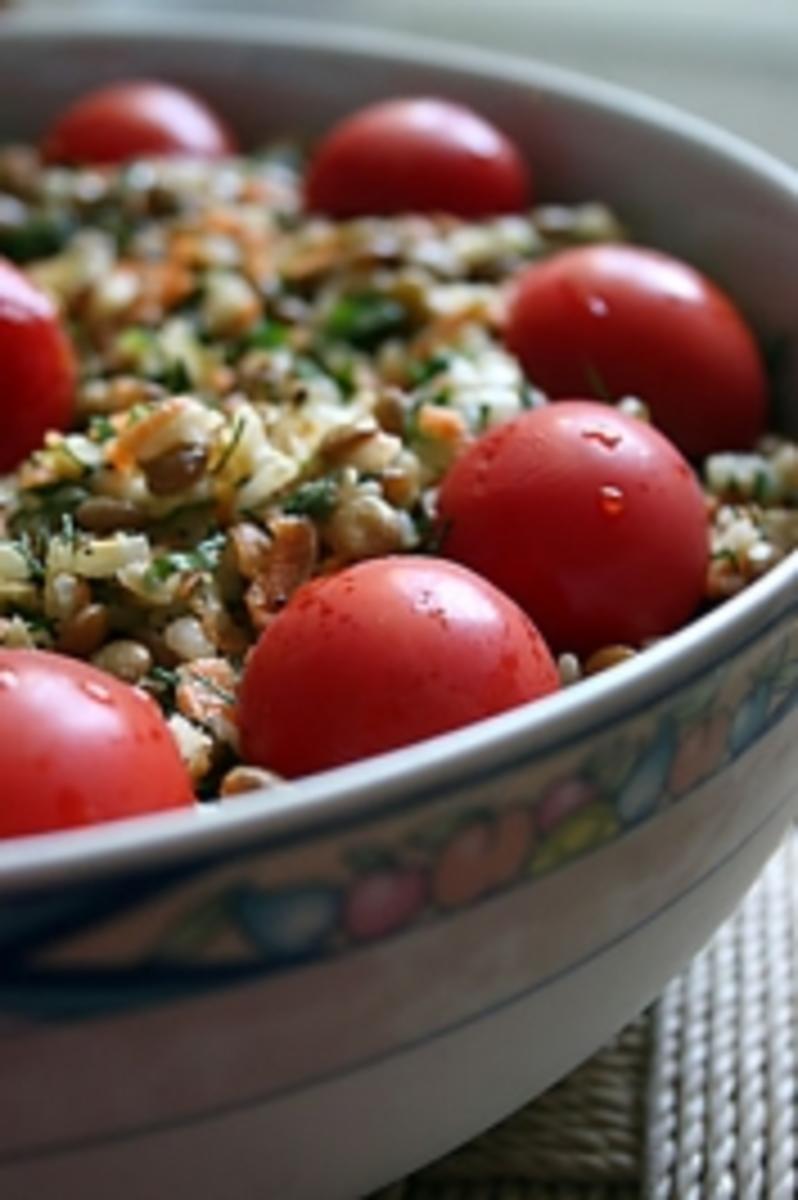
0;136;796;800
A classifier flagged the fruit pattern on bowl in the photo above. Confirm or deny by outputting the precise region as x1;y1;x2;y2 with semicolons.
2;601;796;1025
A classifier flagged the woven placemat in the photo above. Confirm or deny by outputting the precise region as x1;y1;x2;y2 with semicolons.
376;831;797;1199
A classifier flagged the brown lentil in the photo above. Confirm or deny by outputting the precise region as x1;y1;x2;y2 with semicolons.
143;443;209;495
76;496;146;533
91;638;153;683
57;604;110;657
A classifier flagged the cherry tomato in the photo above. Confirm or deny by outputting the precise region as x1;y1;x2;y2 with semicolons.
305;97;529;219
239;556;558;778
438;401;709;655
42;81;236;165
0;259;76;472
504;245;767;459
0;650;193;838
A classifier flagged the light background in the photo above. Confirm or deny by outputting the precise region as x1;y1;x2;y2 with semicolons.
7;1;798;165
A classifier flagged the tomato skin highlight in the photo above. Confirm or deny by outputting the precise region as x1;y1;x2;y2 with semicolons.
305;97;529;219
0;258;76;472
504;244;767;459
0;651;193;838
438;402;709;656
239;556;559;778
42;81;236;165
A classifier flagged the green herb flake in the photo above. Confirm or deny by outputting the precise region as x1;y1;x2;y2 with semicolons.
212;415;246;477
94;208;137;251
124;403;152;429
519;382;539;410
59;512;77;548
328;357;357;398
115;327;156;362
476;403;492;432
57;439;90;474
325;293;409;350
186;669;236;708
159;358;193;394
146;532;228;587
752;467;774;505
0;210;73;264
147;665;179;703
241;319;289;352
11;535;44;581
408;351;454;387
282;477;339;519
7;483;90;546
193;532;227;569
88;414;117;444
413;503;446;553
21;613;54;637
711;547;739;564
145;555;178;586
403;405;422;444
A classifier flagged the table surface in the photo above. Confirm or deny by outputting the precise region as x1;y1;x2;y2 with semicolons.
379;831;798;1198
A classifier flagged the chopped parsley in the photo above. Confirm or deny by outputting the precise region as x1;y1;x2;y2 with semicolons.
282;477;339;519
519;381;539;409
476;403;492;432
185;669;236;707
212;415;247;476
88;414;117;444
145;532;227;586
325;293;409;350
8;483;90;544
57;438;92;475
147;665;179;705
59;511;78;548
10;535;44;581
158;358;193;393
408;351;454;387
752;467;775;505
0;210;73;263
240;319;289;352
115;327;157;364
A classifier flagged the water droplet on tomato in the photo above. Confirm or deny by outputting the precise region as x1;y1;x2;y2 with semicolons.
582;427;622;450
587;295;609;318
82;680;112;704
0;668;18;691
599;484;625;516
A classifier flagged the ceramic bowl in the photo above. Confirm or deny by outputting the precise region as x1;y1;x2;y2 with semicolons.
0;14;796;1200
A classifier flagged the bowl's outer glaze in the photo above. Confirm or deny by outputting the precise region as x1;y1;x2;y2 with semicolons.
0;16;796;1200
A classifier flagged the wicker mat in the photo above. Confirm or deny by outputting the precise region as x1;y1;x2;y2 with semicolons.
376;831;797;1200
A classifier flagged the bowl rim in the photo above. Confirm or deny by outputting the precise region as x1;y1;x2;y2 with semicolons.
0;10;796;892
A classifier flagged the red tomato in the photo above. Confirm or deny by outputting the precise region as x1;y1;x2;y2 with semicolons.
305;97;529;218
0;259;76;472
0;651;193;838
239;556;558;778
438;401;709;655
504;245;767;459
42;81;236;165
